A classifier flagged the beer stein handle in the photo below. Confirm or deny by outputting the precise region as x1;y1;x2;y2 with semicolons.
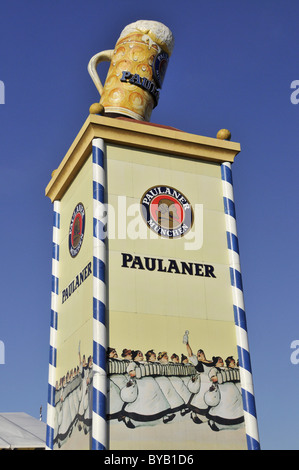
88;50;114;96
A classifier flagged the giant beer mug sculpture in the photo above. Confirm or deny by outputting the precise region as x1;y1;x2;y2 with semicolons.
88;20;174;122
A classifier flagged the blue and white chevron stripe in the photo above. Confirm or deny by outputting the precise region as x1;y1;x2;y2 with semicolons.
221;162;260;450
92;138;108;450
46;200;60;450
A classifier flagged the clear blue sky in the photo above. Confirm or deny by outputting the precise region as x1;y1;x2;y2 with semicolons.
0;0;298;450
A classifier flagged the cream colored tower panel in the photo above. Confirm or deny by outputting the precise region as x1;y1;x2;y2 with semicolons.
46;116;259;451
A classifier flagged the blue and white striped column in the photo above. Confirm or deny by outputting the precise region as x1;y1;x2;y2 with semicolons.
92;138;108;450
46;200;60;450
221;162;260;450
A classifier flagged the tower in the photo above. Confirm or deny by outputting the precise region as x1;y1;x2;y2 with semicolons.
45;20;259;451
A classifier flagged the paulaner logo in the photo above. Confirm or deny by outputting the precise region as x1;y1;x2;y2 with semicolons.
62;262;92;304
141;185;193;238
120;71;160;106
69;203;85;257
152;51;169;88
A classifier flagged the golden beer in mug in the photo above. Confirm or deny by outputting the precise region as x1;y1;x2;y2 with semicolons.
88;20;174;121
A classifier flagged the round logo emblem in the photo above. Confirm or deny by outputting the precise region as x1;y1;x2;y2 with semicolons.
141;186;193;238
152;52;169;88
69;203;85;257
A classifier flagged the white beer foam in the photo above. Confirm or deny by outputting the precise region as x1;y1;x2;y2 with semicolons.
119;20;174;56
